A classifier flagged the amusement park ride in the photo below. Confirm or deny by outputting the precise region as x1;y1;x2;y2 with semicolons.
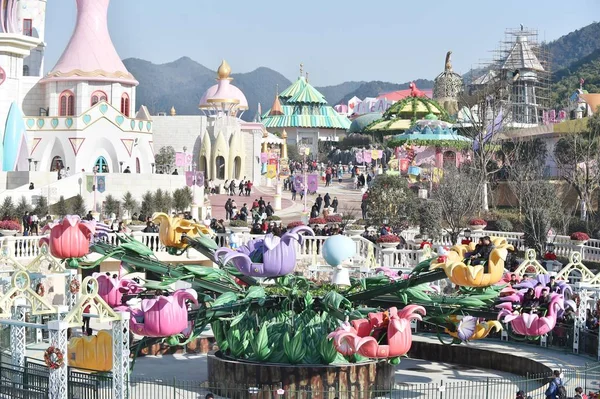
0;214;594;398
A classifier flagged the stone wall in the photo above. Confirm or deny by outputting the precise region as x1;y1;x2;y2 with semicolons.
408;340;552;376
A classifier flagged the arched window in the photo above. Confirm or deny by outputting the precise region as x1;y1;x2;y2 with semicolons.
50;156;64;172
95;156;109;173
443;151;456;168
59;90;75;116
23;65;29;76
91;91;108;106
234;156;242;180
215;156;225;180
120;93;130;117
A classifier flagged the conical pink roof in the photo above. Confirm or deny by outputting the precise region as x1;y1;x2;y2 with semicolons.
41;0;137;85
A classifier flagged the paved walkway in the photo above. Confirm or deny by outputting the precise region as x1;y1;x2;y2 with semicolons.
207;177;364;224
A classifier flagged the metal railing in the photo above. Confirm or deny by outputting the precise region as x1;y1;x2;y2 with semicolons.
127;364;600;399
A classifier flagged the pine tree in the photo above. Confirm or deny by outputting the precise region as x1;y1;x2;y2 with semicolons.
55;196;69;217
71;194;87;217
15;196;31;218
0;197;16;220
33;196;48;217
140;191;154;220
103;194;121;218
122;191;139;218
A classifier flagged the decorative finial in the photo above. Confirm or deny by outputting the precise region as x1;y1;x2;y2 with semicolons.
306;72;309;83
170;106;176;116
281;129;288;139
217;60;232;80
276;84;279;96
300;63;304;77
445;51;452;72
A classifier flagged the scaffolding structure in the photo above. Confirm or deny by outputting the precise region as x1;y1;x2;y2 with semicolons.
468;26;551;127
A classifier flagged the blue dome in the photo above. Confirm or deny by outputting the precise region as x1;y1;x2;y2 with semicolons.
348;112;383;133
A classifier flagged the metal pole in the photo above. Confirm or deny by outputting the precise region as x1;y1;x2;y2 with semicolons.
93;168;98;214
303;152;307;212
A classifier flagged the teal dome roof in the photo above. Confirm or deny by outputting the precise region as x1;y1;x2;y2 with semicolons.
348;112;383;133
388;120;471;147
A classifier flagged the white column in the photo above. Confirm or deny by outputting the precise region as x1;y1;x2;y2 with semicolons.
65;270;79;311
48;320;69;399
274;182;282;211
573;289;587;354
10;307;26;369
113;312;131;399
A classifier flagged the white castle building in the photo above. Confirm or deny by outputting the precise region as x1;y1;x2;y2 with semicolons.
0;0;265;210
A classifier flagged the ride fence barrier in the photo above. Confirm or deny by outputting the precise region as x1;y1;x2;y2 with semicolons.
128;363;600;399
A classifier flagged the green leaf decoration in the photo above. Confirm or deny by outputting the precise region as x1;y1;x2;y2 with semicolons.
244;286;266;301
250;323;271;362
213;292;238;307
319;337;338;364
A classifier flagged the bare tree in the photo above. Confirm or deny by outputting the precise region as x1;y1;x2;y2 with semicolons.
430;167;482;244
506;140;565;254
554;112;600;220
457;74;513;211
364;175;418;232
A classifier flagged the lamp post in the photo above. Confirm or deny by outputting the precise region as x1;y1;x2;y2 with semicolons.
119;161;123;173
151;163;155;174
299;145;309;213
27;158;32;172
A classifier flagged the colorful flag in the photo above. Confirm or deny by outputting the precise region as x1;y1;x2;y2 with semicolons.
294;175;305;192
260;153;268;163
97;176;106;193
267;164;277;179
175;152;185;167
363;150;372;163
86;176;94;193
185;171;194;187
355;151;363;163
195;172;205;187
307;174;319;193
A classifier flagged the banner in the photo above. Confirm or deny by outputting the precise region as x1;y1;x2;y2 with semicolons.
307;174;319;193
195;171;205;187
267;164;277;179
293;175;305;192
269;152;279;160
363;150;372;163
279;159;290;178
260;153;268;163
371;150;380;160
185;171;194;187
175;152;186;167
355;151;363;163
86;176;94;193
97;176;106;193
400;159;409;174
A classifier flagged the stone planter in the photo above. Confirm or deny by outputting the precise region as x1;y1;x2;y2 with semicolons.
379;242;399;249
229;227;249;234
207;351;394;398
469;224;486;231
128;225;146;232
345;229;364;237
571;240;587;246
316;223;326;229
0;229;18;236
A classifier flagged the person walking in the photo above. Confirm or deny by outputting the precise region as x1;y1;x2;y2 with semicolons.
224;199;232;221
238;180;244;196
545;370;566;399
331;197;339;213
230;179;236;195
324;193;331;210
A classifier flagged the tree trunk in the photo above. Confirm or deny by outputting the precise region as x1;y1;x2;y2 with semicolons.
450;231;460;246
482;182;489;211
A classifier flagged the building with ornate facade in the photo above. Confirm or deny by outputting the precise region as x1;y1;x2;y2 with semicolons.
261;71;350;156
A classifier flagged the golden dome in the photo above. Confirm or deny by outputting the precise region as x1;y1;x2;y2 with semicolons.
217;60;232;80
170;106;176;116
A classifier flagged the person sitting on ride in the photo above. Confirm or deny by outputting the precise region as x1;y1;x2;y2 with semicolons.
521;288;537;312
465;238;483;259
509;273;519;286
547;276;559;293
469;236;495;272
534;288;552;314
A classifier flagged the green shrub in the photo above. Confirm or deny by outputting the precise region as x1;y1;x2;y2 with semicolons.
495;219;514;232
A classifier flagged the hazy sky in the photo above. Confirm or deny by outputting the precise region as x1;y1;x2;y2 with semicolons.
44;0;600;86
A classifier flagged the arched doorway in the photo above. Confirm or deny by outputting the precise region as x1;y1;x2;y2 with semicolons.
215;156;225;180
234;156;242;179
443;151;456;168
95;156;109;173
136;158;141;173
50;156;64;172
199;156;208;173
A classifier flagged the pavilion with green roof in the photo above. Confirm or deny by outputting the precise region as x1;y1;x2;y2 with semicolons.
261;72;351;156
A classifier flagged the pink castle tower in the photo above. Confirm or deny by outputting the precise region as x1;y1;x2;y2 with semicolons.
41;0;137;85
